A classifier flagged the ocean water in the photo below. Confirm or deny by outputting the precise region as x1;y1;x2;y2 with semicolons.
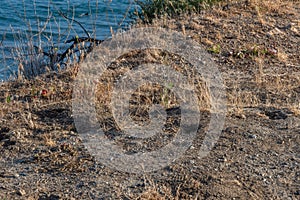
0;0;138;80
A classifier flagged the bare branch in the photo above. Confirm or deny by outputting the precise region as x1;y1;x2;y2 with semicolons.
57;10;91;39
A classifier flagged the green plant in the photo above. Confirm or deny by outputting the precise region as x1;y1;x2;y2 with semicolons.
208;44;221;54
6;95;11;103
134;0;221;22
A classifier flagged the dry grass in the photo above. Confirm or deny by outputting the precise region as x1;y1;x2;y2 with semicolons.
94;48;212;124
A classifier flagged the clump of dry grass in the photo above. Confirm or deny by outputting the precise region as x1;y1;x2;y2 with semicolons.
94;48;211;129
148;0;300;116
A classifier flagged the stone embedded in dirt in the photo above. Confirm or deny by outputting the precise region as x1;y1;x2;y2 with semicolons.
217;157;227;163
248;134;257;139
14;173;20;178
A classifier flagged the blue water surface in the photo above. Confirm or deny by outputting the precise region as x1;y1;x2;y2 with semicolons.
0;0;138;80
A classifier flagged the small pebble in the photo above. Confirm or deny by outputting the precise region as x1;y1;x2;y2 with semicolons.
217;157;227;162
277;140;284;144
249;134;257;139
295;190;300;195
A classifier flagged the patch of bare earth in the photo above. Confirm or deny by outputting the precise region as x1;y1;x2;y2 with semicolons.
0;0;299;199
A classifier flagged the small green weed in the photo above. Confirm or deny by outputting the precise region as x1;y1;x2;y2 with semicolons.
208;44;221;54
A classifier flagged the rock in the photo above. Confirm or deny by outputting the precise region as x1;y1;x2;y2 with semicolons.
295;190;300;195
14;173;20;178
248;134;257;139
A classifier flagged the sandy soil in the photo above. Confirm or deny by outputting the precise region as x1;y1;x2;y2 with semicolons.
0;0;299;199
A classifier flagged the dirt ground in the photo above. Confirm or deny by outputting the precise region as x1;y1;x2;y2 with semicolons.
0;0;299;199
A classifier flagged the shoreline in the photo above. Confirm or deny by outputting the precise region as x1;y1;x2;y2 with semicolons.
0;0;136;81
